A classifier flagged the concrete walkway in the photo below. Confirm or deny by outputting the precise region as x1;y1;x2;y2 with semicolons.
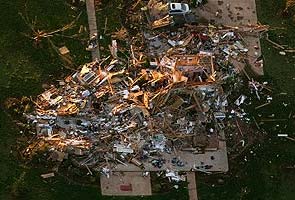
86;0;100;61
100;172;152;196
187;172;198;200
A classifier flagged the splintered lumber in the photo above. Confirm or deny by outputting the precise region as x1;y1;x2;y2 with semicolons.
235;120;243;136
192;92;203;111
112;27;128;40
252;117;260;130
20;11;82;42
265;33;295;52
59;46;70;55
286;136;295;142
84;164;93;175
284;0;295;13
151;15;173;29
255;102;271;110
223;24;270;33
260;118;288;122
265;33;285;50
41;172;55;179
132;0;142;10
103;17;108;34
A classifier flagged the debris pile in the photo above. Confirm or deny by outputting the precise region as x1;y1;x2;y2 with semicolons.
19;0;269;176
24;53;227;170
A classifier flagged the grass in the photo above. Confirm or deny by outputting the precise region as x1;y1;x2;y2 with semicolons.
0;0;97;199
198;0;295;199
1;0;295;200
0;0;90;103
0;1;188;199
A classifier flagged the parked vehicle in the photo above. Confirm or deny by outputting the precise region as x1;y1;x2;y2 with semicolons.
169;3;191;15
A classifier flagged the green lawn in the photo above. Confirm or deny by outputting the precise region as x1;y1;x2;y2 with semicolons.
198;0;295;199
0;1;187;199
0;0;97;199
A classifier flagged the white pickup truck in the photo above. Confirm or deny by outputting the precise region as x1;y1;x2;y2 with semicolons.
169;3;191;15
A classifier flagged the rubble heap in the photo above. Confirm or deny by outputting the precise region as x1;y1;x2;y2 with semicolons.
25;53;227;170
22;0;268;175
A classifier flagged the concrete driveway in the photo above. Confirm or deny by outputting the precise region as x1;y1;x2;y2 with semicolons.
194;0;264;75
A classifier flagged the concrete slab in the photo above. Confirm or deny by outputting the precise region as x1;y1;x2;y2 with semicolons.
100;172;152;196
112;138;228;172
195;0;258;25
194;0;263;75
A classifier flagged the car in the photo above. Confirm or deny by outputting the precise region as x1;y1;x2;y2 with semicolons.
169;3;191;15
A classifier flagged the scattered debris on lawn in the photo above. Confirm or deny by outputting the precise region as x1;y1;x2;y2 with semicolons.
41;172;55;179
12;0;274;182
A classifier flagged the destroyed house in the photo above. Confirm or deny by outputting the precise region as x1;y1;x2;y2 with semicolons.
37;87;60;109
56;103;79;116
146;1;173;29
75;63;100;85
24;56;229;177
173;54;215;84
